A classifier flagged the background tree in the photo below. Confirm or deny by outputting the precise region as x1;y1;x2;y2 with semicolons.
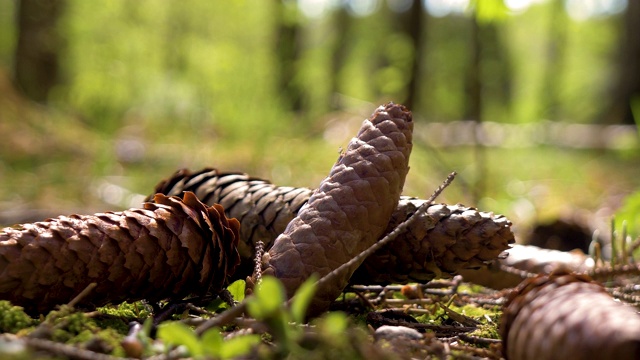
329;4;351;111
274;0;303;113
392;0;425;111
0;0;636;227
606;0;640;124
14;0;65;102
539;0;567;121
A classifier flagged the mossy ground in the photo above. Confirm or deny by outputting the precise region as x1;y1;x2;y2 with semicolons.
0;280;508;360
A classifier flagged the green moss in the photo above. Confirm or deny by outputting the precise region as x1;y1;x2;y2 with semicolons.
94;302;151;336
51;328;73;343
92;316;130;336
0;301;34;333
36;309;128;356
67;329;94;344
449;303;499;320
457;283;490;294
97;302;150;319
415;305;446;325
97;328;127;357
468;323;501;340
67;313;96;335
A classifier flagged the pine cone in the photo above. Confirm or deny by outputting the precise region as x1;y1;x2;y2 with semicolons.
459;244;594;289
500;272;640;360
149;168;312;271
150;176;514;285
350;202;513;284
260;102;414;315
0;192;240;315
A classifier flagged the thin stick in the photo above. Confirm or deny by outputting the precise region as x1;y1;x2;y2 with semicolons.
2;334;136;360
254;241;265;287
311;172;457;299
611;217;617;268
194;301;247;336
621;220;628;265
627;235;640;262
67;282;97;308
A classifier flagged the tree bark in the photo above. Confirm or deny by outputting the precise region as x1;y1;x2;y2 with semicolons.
14;0;65;103
273;0;303;113
605;0;640;124
539;0;567;121
465;16;485;204
395;0;425;111
329;6;351;110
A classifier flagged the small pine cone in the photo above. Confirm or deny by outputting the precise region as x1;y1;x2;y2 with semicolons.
500;272;640;360
0;192;240;315
350;202;514;284
149;168;312;275
263;102;413;316
459;244;594;289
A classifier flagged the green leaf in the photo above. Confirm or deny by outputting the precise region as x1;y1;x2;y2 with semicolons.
616;191;640;242
247;276;285;320
219;334;262;359
142;317;153;337
289;274;318;324
318;311;348;338
201;327;224;357
205;297;226;312
156;322;202;356
227;279;246;302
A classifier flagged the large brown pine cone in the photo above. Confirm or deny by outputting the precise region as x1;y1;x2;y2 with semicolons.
0;192;240;315
259;102;414;315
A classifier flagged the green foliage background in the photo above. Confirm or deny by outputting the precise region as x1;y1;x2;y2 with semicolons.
0;0;639;237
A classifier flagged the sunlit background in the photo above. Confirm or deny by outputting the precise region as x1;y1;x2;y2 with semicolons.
1;0;639;248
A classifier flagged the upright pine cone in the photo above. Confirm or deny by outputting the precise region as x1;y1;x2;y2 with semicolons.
150;171;514;285
0;192;240;315
500;272;640;360
261;102;413;316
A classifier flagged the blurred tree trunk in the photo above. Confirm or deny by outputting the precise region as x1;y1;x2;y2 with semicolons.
540;0;567;121
465;17;482;124
395;0;425;111
274;0;302;113
164;2;189;73
605;0;640;124
14;0;65;103
465;21;511;122
464;13;512;203
329;5;350;110
484;23;512;113
465;15;484;204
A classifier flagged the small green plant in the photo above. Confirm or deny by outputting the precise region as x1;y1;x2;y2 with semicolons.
157;322;261;359
205;279;246;313
246;275;318;356
156;276;316;359
615;190;640;244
